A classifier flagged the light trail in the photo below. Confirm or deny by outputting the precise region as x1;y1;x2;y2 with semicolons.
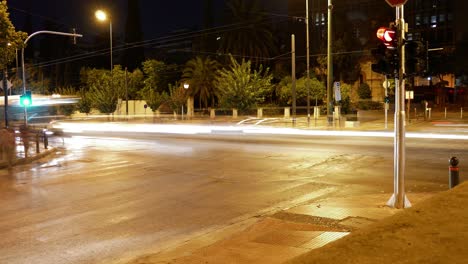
51;122;468;140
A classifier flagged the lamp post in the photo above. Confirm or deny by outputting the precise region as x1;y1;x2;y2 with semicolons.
95;10;113;91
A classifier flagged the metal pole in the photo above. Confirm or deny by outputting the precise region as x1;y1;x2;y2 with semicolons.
3;67;8;128
125;67;128;116
327;0;333;125
292;34;296;125
110;21;113;94
387;5;410;209
384;76;389;129
306;0;310;125
21;30;83;125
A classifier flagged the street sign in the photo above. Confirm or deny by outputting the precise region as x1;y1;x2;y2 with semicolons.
385;0;408;7
405;91;414;100
333;82;341;101
0;79;12;90
382;81;390;89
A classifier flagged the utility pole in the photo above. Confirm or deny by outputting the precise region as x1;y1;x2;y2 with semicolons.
306;0;311;125
327;0;333;125
292;34;296;125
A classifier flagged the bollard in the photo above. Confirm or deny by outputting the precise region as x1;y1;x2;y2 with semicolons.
36;133;40;154
449;157;459;189
43;130;48;149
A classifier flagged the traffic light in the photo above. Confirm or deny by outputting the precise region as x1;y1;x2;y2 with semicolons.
384;96;390;104
371;43;393;75
371;26;398;76
376;27;397;50
20;90;32;107
405;40;427;76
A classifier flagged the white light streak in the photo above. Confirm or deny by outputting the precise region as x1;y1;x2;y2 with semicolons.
51;122;468;141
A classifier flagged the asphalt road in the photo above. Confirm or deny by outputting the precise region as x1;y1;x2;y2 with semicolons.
0;132;466;264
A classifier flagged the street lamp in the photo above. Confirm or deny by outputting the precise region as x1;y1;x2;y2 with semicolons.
95;9;113;89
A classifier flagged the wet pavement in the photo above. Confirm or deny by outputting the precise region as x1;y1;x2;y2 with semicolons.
0;117;466;264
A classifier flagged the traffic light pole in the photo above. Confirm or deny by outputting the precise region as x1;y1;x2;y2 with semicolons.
387;5;411;209
21;30;83;125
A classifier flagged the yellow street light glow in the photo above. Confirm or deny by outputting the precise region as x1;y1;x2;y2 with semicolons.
95;10;108;21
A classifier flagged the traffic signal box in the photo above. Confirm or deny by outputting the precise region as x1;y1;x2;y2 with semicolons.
20;90;32;107
372;25;428;78
371;27;398;76
405;40;427;76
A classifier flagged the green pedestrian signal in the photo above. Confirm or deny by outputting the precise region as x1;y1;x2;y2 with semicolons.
20;91;32;107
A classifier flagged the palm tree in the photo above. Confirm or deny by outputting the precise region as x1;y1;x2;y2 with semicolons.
182;56;220;108
218;0;276;65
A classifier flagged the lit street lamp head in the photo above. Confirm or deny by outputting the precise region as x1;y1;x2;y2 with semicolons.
183;83;190;89
95;10;108;21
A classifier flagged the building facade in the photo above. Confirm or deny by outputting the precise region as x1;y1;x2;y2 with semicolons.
288;0;466;105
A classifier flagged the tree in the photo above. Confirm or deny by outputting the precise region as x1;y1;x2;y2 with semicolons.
128;68;144;100
140;87;167;112
0;1;27;72
77;88;92;115
219;0;276;65
142;59;179;93
139;85;168;122
83;68;118;116
277;76;325;106
167;82;187;116
333;39;362;84
358;83;372;99
182;56;220;108
215;56;273;112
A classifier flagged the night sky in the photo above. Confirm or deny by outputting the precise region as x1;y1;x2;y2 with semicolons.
8;0;287;43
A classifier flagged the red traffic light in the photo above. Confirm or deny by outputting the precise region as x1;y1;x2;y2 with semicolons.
376;27;397;49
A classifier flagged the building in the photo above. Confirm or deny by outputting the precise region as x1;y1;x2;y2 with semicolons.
288;0;466;105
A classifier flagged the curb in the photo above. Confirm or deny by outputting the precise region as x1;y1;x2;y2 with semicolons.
0;147;57;169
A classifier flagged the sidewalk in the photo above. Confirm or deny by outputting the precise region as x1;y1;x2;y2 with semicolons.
0;132;59;169
128;183;467;264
